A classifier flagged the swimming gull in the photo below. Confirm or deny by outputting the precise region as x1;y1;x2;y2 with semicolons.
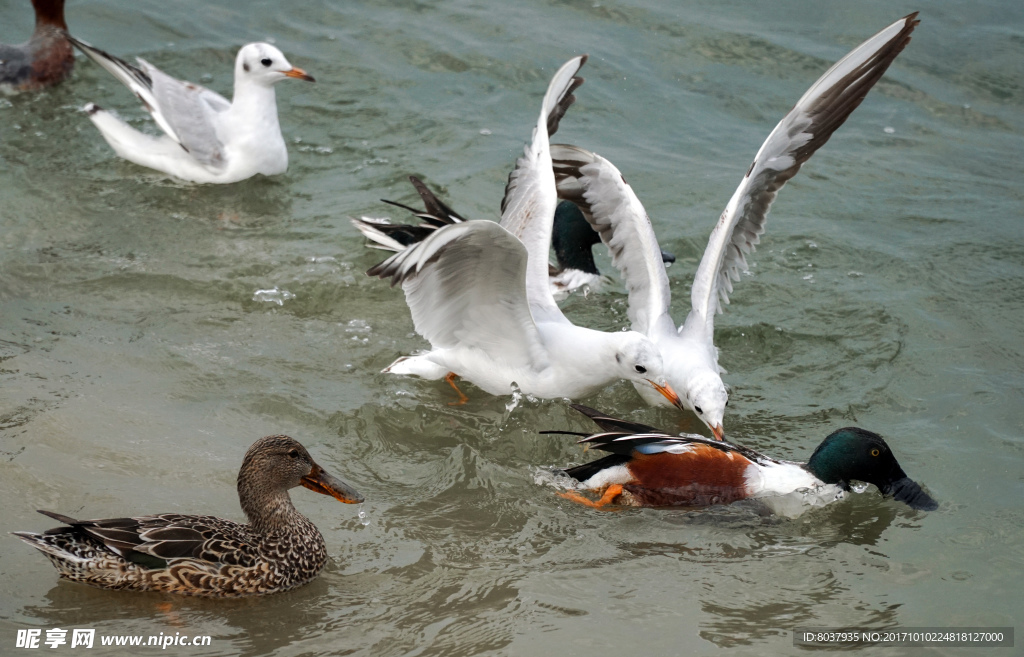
66;35;314;183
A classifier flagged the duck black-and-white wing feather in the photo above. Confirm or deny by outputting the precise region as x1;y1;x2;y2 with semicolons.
567;405;774;463
352;176;467;251
690;13;919;325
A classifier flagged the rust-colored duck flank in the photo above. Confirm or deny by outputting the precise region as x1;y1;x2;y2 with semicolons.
551;405;937;515
0;0;74;91
14;435;363;597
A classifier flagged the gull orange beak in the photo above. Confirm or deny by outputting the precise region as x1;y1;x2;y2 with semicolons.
284;67;316;82
301;463;363;504
711;424;724;441
647;379;684;410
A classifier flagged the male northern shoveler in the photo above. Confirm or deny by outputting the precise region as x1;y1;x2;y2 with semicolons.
0;0;74;92
551;405;937;516
14;435;363;597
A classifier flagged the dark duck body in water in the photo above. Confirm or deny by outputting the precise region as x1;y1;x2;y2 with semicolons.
0;0;74;92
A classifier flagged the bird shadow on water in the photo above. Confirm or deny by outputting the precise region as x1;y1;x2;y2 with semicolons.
20;576;337;656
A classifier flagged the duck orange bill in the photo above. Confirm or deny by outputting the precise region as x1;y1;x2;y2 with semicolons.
647;379;684;410
284;67;315;82
301;464;363;504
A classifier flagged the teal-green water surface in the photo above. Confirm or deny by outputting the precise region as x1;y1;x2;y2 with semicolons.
1;0;1022;655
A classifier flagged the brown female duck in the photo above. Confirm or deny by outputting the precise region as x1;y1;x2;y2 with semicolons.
0;0;75;91
14;435;363;597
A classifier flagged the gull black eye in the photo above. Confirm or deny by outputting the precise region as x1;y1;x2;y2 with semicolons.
261;58;273;67
694;406;704;414
288;449;299;459
634;365;647;374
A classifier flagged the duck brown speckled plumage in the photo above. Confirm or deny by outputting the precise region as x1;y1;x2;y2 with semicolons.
0;0;75;92
14;435;364;597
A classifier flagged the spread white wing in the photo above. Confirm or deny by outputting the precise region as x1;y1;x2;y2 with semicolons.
552;144;675;339
367;220;550;371
500;55;586;324
689;13;919;327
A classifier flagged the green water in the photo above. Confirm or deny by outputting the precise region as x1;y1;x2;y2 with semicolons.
1;0;1022;655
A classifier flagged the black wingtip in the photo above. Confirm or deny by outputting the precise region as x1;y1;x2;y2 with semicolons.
570;403;599;413
37;509;79;525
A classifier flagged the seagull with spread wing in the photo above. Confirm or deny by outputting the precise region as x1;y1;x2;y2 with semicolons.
552;13;919;439
352;179;676;298
367;56;684;409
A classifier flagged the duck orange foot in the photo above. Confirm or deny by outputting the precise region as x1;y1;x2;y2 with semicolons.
559;484;624;509
445;372;469;406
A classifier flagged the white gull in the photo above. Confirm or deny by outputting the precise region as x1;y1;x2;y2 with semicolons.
551;13;920;439
67;35;314;184
366;56;684;408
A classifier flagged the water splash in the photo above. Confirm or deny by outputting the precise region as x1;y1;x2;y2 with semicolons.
851;482;869;494
357;504;370;527
504;383;523;414
252;287;295;306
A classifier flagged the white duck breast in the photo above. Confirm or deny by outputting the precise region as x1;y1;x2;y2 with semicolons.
552;13;919;440
67;36;314;184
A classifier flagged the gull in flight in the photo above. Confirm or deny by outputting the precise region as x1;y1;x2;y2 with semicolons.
66;35;314;183
552;13;920;439
367;56;684;409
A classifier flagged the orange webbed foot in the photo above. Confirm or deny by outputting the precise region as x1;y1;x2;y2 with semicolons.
559;484;624;509
444;372;469;406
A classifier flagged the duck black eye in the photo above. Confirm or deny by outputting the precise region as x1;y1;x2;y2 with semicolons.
261;58;273;67
870;448;880;457
694;406;704;414
634;365;647;374
288;449;299;459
